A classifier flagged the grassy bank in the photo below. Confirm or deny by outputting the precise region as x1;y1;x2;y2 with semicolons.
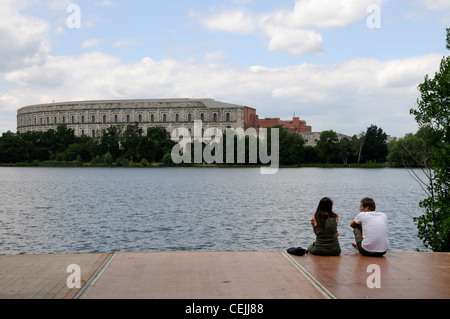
1;160;391;168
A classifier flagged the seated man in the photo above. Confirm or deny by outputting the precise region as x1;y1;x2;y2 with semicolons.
350;197;388;257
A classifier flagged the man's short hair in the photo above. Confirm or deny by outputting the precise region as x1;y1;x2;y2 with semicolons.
361;197;376;211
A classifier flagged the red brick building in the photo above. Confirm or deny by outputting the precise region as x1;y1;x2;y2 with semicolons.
258;117;312;133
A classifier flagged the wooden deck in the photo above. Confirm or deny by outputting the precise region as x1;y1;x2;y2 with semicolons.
0;251;449;299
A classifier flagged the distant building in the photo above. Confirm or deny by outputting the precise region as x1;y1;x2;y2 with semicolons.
17;98;318;141
17;98;259;138
299;132;352;147
258;117;312;133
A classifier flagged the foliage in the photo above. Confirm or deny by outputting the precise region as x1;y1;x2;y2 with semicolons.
361;124;388;163
315;130;339;163
409;28;450;252
387;129;429;167
0;124;175;166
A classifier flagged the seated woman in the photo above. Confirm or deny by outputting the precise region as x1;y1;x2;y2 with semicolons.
308;197;341;256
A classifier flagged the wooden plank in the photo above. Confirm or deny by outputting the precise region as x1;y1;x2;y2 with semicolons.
1;251;448;299
290;251;450;299
0;253;110;299
83;251;326;299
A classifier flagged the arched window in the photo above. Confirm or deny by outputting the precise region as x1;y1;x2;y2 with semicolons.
92;130;96;138
139;114;143;123
92;115;95;123
163;114;167;123
72;116;75;124
81;116;85;124
115;115;118;123
62;116;66;124
151;114;155;123
126;114;130;123
103;115;106;123
54;117;57;124
201;113;204;121
213;113;217;122
188;113;192;122
226;113;230;122
175;114;179;122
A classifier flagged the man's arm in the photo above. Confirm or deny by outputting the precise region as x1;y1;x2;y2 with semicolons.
350;219;357;228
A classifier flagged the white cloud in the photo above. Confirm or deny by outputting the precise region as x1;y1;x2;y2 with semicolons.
1;51;443;137
0;0;51;72
417;0;450;10
277;0;382;29
413;0;450;25
191;9;255;34
191;0;383;55
113;39;143;48
81;38;107;49
95;0;117;6
263;25;323;55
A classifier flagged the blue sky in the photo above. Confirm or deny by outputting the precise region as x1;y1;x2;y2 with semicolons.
1;0;449;137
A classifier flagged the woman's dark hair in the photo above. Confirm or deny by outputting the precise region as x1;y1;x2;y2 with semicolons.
314;197;337;228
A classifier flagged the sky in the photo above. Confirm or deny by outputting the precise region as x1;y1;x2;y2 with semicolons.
0;0;449;138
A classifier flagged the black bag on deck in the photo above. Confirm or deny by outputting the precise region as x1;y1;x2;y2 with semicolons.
287;247;308;256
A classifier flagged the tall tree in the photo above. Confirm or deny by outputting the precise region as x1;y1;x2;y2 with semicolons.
361;125;388;163
410;28;450;252
316;130;339;163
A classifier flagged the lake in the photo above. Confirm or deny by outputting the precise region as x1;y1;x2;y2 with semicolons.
0;167;428;255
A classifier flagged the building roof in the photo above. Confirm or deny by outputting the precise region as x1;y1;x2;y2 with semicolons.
18;98;253;111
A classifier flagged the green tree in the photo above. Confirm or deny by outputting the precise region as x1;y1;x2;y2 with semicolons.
387;131;428;168
361;125;388;163
410;28;450;252
99;125;122;160
146;127;175;162
120;124;144;162
337;137;352;165
316;130;339;163
0;131;29;163
352;132;365;164
304;145;319;163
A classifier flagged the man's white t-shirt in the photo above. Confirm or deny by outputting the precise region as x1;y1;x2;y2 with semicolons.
354;211;389;253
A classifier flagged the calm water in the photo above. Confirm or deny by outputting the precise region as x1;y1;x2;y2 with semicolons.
0;167;428;255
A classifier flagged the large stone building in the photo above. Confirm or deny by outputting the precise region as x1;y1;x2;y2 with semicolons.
16;98;259;138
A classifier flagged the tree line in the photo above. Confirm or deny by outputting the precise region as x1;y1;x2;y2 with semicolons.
0;122;427;167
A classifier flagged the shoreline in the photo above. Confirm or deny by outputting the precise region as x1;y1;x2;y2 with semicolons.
0;161;401;169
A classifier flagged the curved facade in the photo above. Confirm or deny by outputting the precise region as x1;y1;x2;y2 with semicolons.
17;98;259;137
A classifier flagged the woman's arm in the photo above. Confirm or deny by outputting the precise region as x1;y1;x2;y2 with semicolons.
311;216;317;234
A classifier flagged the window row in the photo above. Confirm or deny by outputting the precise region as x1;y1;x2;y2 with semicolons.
26;112;233;126
81;127;222;138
